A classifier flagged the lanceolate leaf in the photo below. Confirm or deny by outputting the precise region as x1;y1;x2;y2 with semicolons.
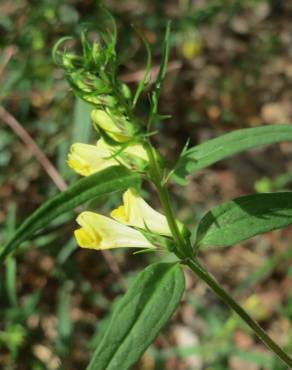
174;125;292;183
193;192;292;248
0;166;140;262
87;262;185;370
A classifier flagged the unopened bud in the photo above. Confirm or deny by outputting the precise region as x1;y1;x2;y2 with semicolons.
80;93;118;107
91;108;136;142
120;83;132;100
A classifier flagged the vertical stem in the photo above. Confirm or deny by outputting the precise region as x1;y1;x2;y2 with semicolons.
185;258;292;368
144;142;189;257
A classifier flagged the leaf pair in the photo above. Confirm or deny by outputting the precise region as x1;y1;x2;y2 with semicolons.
172;124;292;250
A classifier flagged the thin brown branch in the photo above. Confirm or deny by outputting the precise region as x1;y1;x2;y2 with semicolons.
0;106;67;191
0;46;16;78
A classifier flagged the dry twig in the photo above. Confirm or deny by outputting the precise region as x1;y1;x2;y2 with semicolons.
0;106;67;191
0;46;16;78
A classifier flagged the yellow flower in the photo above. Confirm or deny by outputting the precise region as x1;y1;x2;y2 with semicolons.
75;211;156;250
91;108;132;142
181;39;203;60
111;188;173;236
67;141;118;176
67;139;148;176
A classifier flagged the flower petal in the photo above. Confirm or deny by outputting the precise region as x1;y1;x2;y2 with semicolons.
111;188;172;236
67;142;117;176
75;211;156;250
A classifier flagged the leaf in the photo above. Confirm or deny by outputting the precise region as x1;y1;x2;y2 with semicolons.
87;262;185;370
0;166;140;262
153;21;171;92
132;28;152;108
148;22;171;129
174;125;292;184
193;192;292;248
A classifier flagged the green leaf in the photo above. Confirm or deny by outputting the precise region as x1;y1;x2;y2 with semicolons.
174;125;292;184
194;192;292;248
0;166;140;262
87;262;185;370
132;28;152;108
148;22;171;130
153;21;171;93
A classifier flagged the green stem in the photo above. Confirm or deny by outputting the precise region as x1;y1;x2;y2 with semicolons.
144;142;189;258
185;257;292;368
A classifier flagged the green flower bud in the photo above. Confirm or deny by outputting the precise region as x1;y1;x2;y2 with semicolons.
91;108;137;142
92;42;105;66
80;93;118;107
62;53;81;70
120;83;132;100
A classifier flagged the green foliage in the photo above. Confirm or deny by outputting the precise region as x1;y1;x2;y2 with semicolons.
2;1;292;368
194;192;292;248
174;125;292;184
87;262;185;370
0;166;140;262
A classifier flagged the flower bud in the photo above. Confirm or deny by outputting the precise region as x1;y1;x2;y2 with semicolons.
62;53;81;70
80;93;118;107
91;108;136;142
120;82;132;100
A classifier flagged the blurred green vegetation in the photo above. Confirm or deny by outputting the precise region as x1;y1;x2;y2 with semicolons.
1;0;292;369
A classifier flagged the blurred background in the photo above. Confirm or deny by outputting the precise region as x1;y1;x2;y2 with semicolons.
1;0;292;369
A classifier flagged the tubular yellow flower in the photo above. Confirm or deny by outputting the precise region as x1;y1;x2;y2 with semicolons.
67;141;118;176
111;188;173;236
91;108;133;142
67;139;148;176
74;211;156;250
